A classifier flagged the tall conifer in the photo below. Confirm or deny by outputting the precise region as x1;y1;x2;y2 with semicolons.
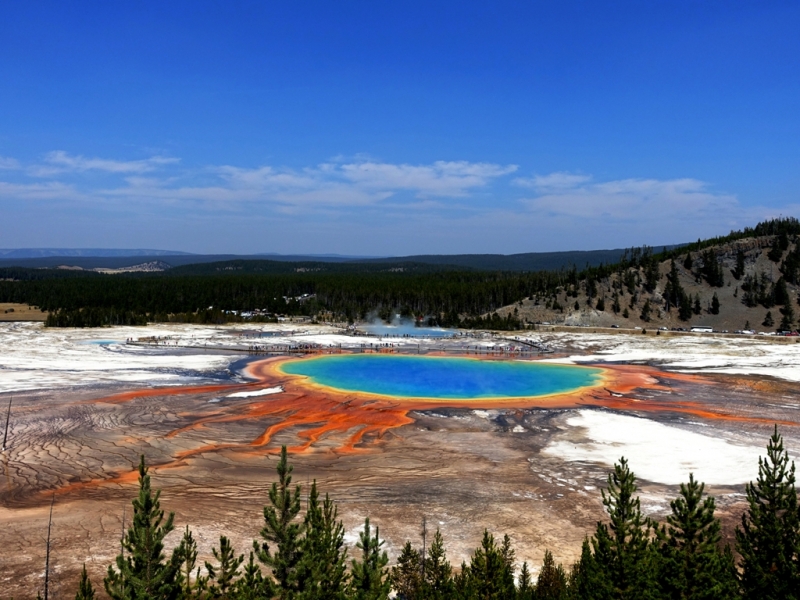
205;536;244;599
75;564;95;600
423;529;453;599
104;456;183;600
736;427;800;599
350;518;390;600
256;445;304;598
655;473;736;598
591;458;655;599
536;550;567;599
297;481;348;600
390;542;421;599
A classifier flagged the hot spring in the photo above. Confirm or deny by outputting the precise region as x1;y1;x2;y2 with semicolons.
278;354;604;400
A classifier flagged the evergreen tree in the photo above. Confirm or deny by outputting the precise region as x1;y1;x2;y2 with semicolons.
733;249;746;280
710;293;720;315
422;529;453;599
639;300;651;322
773;277;790;306
297;481;348;600
104;456;183;600
591;458;655;599
683;253;693;271
780;303;796;331
568;538;610;600
655;474;737;599
763;311;774;328
693;295;702;316
536;550;567;600
390;542;421;600
517;561;534;600
736;427;800;599
466;530;513;600
612;293;621;314
178;526;202;599
256;446;304;598
206;536;244;599
75;564;95;600
350;518;390;600
452;561;472;600
768;236;784;262
235;552;270;600
679;294;693;322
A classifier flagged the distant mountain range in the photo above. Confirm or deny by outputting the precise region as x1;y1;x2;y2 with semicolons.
0;246;685;272
0;248;193;258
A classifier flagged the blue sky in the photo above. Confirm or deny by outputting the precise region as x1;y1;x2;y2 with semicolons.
1;1;798;255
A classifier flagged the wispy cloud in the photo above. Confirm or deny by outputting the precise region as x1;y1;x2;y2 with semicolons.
1;153;795;253
29;151;179;177
0;157;21;170
519;173;739;224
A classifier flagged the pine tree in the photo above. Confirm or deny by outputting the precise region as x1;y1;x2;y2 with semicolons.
568;538;610;600
736;427;800;599
422;529;453;599
763;311;774;328
536;550;567;599
75;564;95;600
780;302;796;332
655;474;737;599
235;552;270;600
256;445;304;598
297;481;348;600
710;293;720;315
773;277;790;306
206;536;244;599
104;455;183;600
591;458;655;599
640;300;651;322
390;542;421;600
517;561;534;600
768;237;784;262
350;518;390;600
465;530;513;600
733;249;746;280
693;295;702;316
178;526;202;598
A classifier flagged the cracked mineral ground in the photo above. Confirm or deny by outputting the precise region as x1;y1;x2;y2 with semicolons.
1;322;799;597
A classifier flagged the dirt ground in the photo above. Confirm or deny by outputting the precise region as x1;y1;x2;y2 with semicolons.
0;303;47;322
2;357;796;598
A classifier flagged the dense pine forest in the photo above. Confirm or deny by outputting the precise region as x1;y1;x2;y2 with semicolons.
0;217;799;330
52;428;799;600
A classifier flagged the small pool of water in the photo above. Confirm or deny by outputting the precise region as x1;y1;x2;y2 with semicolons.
279;354;603;399
361;324;456;338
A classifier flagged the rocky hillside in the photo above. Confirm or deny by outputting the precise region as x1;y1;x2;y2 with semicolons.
495;231;800;333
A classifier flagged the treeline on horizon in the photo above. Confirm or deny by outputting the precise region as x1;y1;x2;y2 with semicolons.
0;217;798;330
53;428;799;600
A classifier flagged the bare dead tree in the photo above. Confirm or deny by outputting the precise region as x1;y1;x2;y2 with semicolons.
2;396;11;452
44;493;55;600
421;515;428;582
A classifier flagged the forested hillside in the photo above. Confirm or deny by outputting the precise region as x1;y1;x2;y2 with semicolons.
0;217;798;330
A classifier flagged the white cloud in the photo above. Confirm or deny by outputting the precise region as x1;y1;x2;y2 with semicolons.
337;160;518;196
30;151;179;176
514;171;592;190
519;172;742;228
0;157;20;170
